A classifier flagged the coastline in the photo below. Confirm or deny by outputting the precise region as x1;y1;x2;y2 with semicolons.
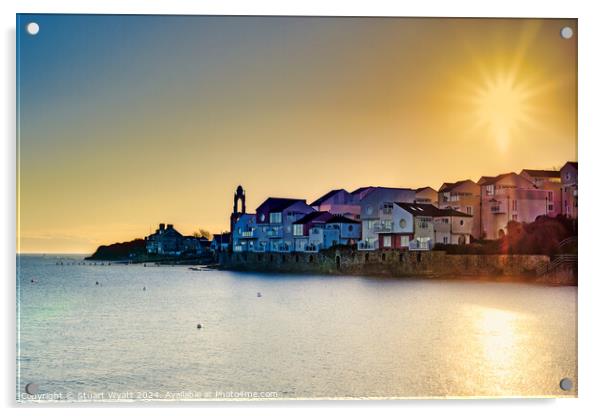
218;248;577;286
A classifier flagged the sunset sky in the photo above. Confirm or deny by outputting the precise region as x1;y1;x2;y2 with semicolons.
17;15;577;253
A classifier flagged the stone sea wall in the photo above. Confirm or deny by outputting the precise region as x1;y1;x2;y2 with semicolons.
218;247;575;285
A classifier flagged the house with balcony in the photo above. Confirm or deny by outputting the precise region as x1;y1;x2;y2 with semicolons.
292;211;333;252
310;189;361;219
414;186;438;205
323;216;361;249
519;169;562;218
560;162;578;218
437;179;481;239
433;208;473;245
232;213;257;252
254;197;315;252
374;203;471;251
358;187;416;250
479;172;548;239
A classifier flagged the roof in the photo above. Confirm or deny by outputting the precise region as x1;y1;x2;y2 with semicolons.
326;215;360;224
521;169;560;178
293;211;332;225
415;186;435;193
562;161;578;170
438;179;475;192
478;173;516;186
310;189;346;206
350;186;374;195
395;202;472;218
257;197;306;212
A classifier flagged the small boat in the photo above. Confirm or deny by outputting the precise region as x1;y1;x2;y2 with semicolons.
257;292;262;298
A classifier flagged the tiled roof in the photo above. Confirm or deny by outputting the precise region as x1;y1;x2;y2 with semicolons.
310;189;346;206
258;197;306;212
438;179;475;192
478;173;516;186
521;169;560;178
326;215;360;224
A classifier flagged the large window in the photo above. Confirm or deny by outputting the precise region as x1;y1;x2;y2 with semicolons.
269;212;282;224
293;224;304;236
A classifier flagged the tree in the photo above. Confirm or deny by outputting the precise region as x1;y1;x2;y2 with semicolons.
193;229;213;240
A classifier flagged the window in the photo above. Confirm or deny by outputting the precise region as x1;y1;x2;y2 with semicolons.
548;191;554;200
348;225;353;232
548;204;554;212
260;213;266;221
293;224;304;236
400;235;410;247
486;185;494;196
466;206;472;215
443;236;449;244
383;235;392;248
382;203;393;214
512;200;518;211
460;220;464;226
399;218;407;228
269;212;282;224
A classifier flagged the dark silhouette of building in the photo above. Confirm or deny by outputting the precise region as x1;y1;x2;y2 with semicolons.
229;185;246;248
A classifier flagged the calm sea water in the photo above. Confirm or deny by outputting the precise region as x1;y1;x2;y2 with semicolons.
17;254;577;400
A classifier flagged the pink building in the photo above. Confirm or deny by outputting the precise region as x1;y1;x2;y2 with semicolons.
479;173;548;239
519;169;562;218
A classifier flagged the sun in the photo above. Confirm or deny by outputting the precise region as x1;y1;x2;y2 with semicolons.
471;72;533;151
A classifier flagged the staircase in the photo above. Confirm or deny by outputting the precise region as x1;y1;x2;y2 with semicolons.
536;254;578;276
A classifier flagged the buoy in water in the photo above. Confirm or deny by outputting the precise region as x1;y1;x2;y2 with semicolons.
95;281;99;285
143;286;146;291
257;292;262;297
197;323;202;329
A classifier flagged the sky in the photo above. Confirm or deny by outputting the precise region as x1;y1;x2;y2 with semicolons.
17;15;577;253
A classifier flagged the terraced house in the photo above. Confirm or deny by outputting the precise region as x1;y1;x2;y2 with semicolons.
478;172;548;239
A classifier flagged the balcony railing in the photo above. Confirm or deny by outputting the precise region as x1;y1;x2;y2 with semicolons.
373;222;393;233
358;240;378;251
252;246;266;253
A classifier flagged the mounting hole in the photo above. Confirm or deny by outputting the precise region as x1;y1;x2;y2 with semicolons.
25;382;39;395
559;377;573;391
26;22;40;36
560;26;573;39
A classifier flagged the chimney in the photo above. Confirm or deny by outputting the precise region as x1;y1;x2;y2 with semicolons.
166;224;174;230
159;223;165;232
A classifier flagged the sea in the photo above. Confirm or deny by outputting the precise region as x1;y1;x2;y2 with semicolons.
16;254;577;401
